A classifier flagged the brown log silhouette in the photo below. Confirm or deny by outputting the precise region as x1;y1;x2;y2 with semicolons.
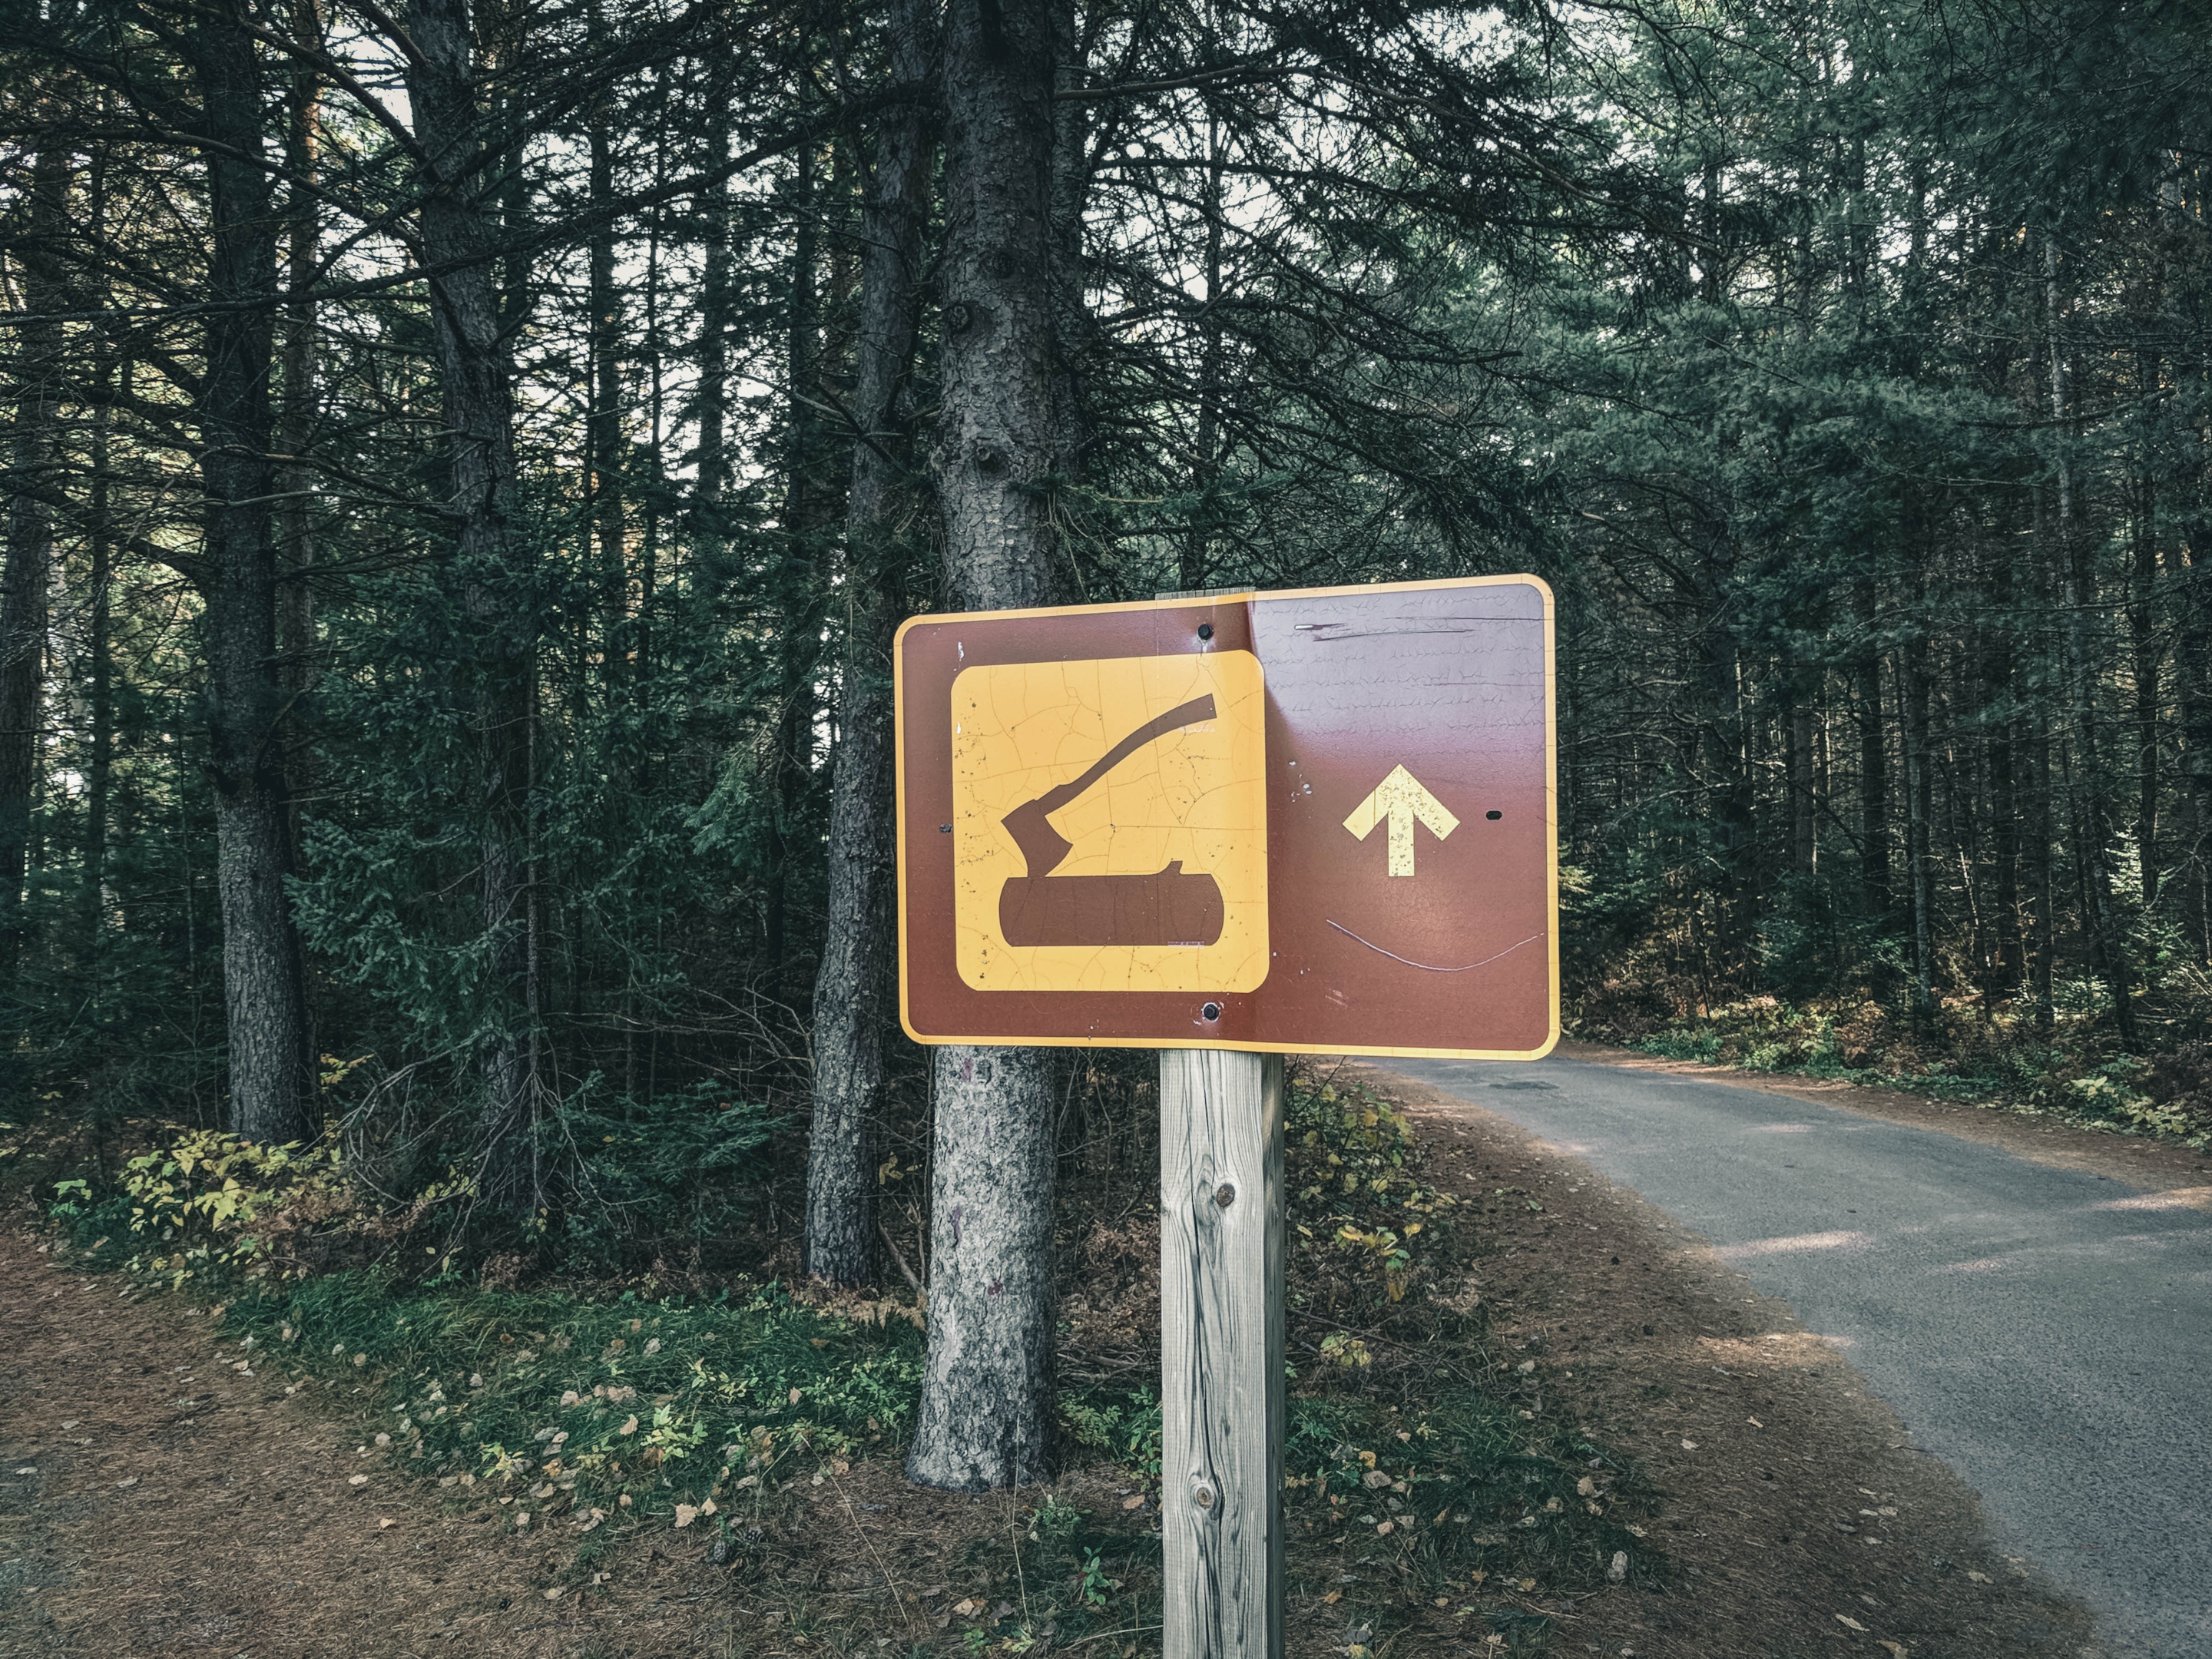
995;694;1224;947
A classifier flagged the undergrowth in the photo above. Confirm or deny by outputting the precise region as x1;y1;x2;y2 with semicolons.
1604;995;2212;1147
209;1273;927;1545
30;1065;1654;1652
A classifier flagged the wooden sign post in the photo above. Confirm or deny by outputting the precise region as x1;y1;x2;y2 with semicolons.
1161;1048;1284;1657
892;576;1558;1658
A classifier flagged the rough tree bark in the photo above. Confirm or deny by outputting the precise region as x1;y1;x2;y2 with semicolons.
1855;579;1890;926
587;0;625;713
407;0;545;1205
1180;113;1227;596
0;136;63;1011
187;8;317;1144
276;0;322;984
690;54;734;584
2045;239;2137;1047
906;0;1066;1492
1985;557;2023;989
767;135;821;985
1786;666;1816;876
803;0;936;1287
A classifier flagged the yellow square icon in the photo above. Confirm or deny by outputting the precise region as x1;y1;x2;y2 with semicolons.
949;651;1269;992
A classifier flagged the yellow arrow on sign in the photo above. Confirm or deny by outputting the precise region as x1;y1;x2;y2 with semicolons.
1342;764;1459;876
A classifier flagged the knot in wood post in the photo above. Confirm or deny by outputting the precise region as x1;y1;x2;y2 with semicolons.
1214;1182;1237;1208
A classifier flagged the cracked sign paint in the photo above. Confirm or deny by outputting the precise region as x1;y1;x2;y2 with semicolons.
948;650;1268;993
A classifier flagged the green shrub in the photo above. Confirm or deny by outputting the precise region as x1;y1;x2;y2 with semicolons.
552;1081;782;1268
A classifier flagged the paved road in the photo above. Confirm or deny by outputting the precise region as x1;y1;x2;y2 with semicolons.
1384;1053;2212;1658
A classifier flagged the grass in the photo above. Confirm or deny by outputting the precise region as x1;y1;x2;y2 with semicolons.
1615;995;2212;1146
209;1270;928;1544
28;1068;1658;1651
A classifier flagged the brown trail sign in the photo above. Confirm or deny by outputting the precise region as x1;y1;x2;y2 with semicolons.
893;576;1558;1658
896;575;1559;1058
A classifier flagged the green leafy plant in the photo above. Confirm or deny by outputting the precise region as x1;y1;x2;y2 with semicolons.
116;1130;355;1286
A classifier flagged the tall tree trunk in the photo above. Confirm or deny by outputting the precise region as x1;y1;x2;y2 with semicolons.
187;9;317;1145
2046;238;2137;1046
1179;117;1227;595
1903;634;1937;1015
2131;422;2160;909
2177;522;2212;962
278;0;322;893
1985;558;2023;990
767;137;820;985
907;0;1065;1492
804;0;935;1288
0;136;63;1016
2028;502;2058;1037
1902;505;1937;1017
1047;0;1092;526
1854;579;1891;930
84;359;114;940
408;0;543;1205
1694;597;1752;976
587;8;625;706
1786;664;1816;875
690;68;733;586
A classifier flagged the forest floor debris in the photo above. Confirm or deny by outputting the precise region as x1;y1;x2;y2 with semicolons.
1344;1056;2104;1658
0;1055;2112;1657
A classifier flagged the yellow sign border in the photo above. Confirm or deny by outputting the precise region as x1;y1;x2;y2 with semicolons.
893;573;1560;1062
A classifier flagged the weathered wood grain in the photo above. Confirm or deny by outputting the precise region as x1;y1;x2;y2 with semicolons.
1161;1048;1285;1658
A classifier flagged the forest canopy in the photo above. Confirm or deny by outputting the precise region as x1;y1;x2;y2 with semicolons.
4;0;2210;1343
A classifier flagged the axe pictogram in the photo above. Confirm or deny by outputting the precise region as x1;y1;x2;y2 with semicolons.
996;694;1227;948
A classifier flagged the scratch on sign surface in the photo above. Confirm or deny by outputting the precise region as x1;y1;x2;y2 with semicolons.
1323;922;1545;975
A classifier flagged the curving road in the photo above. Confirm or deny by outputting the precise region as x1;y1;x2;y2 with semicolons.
1381;1052;2212;1659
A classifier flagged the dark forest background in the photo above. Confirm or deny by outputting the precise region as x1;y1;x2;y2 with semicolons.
5;0;2212;1285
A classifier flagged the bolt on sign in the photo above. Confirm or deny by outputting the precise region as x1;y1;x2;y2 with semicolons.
895;575;1558;1058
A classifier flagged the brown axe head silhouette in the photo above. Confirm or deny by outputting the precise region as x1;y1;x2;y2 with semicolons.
999;694;1217;877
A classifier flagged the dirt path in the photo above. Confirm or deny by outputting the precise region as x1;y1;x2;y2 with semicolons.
0;1230;713;1658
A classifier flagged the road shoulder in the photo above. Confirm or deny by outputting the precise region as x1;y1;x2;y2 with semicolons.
1553;1039;2212;1206
1346;1058;2101;1659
